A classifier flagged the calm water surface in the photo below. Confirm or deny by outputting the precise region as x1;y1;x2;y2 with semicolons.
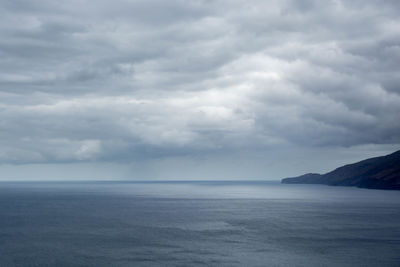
0;181;399;266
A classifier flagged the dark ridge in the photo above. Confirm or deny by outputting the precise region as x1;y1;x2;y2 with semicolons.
281;150;400;190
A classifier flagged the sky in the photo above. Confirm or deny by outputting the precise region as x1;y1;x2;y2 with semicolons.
0;0;399;180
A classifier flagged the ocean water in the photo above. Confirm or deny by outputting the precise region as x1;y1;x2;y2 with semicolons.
0;181;399;267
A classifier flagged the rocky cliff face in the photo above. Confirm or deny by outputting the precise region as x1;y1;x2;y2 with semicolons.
282;150;400;190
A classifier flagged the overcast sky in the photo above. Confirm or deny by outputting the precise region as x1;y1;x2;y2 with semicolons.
0;0;399;180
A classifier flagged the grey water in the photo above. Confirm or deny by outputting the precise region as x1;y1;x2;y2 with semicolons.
0;181;400;267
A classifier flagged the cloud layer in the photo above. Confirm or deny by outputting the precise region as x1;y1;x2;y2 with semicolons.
0;0;399;171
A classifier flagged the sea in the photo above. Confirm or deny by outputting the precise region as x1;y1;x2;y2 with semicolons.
0;180;399;267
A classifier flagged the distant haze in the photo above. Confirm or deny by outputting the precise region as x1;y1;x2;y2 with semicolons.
0;0;399;180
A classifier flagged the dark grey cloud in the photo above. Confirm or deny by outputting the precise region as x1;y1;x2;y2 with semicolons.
0;0;399;179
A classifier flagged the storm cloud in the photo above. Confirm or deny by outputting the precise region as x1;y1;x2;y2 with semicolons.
0;0;399;179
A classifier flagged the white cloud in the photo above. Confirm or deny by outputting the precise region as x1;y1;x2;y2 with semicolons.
0;0;399;179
